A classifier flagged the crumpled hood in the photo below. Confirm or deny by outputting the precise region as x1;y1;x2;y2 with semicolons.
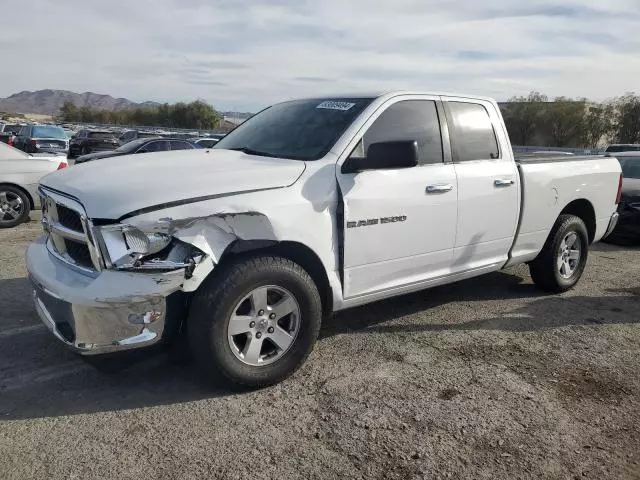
41;149;306;219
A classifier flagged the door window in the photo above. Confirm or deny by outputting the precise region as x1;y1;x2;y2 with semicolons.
138;140;168;153
351;100;443;165
446;102;500;162
169;140;194;150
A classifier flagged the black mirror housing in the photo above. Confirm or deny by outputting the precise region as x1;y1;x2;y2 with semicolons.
342;140;418;173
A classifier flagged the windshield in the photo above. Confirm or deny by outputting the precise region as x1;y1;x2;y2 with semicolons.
4;124;20;134
214;98;374;160
115;138;155;152
619;158;640;179
32;126;66;139
606;145;640;153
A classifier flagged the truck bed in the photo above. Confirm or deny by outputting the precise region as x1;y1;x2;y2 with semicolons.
507;154;622;267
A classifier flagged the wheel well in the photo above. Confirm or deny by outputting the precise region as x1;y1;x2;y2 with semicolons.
219;240;333;318
560;199;596;243
0;183;34;210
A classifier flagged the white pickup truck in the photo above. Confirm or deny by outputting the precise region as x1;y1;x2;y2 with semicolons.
27;92;622;387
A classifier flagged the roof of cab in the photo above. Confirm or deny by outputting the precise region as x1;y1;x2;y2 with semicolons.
292;90;497;103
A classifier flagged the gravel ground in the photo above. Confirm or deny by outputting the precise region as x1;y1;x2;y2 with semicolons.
0;217;639;480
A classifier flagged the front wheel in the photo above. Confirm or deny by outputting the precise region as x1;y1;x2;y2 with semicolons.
529;214;589;293
188;255;322;388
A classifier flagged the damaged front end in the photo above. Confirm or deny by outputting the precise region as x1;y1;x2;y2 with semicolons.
93;221;204;279
118;210;278;292
30;183;282;355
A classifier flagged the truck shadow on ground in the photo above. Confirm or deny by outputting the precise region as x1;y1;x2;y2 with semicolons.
1;267;638;420
324;283;639;337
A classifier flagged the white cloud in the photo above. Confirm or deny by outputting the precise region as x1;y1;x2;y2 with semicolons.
1;0;639;110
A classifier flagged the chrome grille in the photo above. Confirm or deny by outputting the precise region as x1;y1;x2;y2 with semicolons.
56;204;84;232
40;187;102;274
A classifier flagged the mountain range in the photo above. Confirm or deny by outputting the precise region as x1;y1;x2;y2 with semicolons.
0;90;257;118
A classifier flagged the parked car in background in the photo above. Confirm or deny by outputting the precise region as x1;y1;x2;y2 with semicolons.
0;123;22;145
190;137;219;148
74;137;197;164
0;142;67;228
605;144;640;154
13;125;69;155
604;152;640;244
68;129;119;158
118;129;163;146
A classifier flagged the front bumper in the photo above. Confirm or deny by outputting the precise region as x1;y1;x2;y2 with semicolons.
27;236;186;355
34;146;68;155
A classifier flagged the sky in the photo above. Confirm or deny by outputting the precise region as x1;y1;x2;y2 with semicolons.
1;0;639;111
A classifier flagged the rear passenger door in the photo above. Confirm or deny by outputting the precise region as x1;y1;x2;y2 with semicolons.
442;98;520;272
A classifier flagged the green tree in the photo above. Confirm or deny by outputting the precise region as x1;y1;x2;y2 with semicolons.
58;101;79;122
542;97;587;147
583;103;615;148
58;100;222;130
501;91;548;146
613;93;640;144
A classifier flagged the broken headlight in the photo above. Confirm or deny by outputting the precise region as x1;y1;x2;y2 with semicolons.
94;224;200;272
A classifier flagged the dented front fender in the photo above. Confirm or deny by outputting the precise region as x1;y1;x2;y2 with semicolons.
130;210;279;292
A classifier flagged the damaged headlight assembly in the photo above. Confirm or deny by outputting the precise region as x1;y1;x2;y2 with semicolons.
94;224;203;277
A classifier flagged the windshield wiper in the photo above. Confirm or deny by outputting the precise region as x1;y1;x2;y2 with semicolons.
227;147;279;158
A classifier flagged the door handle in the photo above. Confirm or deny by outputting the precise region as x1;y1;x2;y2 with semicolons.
426;184;453;194
494;178;515;187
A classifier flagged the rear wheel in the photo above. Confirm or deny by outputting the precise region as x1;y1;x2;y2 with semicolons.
529;214;589;293
0;186;30;228
188;255;322;388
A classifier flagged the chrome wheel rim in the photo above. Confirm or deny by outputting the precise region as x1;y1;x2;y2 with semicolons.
227;285;301;366
0;191;24;224
557;232;581;279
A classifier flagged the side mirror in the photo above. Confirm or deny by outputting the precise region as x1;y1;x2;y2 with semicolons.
342;140;418;174
137;149;148;154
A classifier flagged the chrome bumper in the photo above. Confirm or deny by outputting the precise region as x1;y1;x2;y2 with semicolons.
604;212;620;239
27;236;184;355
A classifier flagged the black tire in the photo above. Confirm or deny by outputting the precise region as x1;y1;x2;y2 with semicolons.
0;185;30;228
188;255;322;388
81;146;90;156
529;214;589;293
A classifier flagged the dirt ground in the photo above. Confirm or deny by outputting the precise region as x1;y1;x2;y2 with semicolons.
0;218;638;480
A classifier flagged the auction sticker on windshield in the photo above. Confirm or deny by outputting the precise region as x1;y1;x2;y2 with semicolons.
316;101;355;111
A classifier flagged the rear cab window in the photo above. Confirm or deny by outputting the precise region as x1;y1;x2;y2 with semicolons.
32;126;66;139
445;101;500;162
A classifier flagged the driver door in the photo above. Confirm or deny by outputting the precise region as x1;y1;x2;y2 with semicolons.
337;98;458;300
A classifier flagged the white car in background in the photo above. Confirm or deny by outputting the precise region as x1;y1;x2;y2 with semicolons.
0;142;68;228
